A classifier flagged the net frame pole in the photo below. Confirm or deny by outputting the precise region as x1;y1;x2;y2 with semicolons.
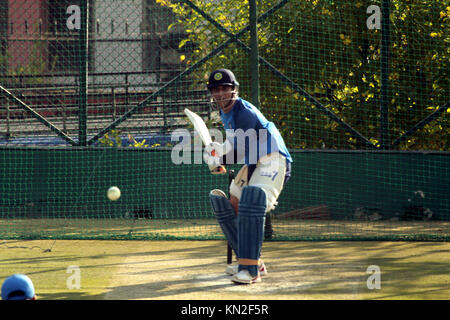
78;0;89;146
249;0;260;109
380;0;390;149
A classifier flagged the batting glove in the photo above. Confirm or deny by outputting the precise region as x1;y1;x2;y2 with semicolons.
203;144;226;175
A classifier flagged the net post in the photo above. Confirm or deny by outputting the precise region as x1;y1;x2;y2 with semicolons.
78;0;89;146
249;0;260;109
380;0;391;150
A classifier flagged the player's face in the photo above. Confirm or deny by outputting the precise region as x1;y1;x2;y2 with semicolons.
210;85;236;113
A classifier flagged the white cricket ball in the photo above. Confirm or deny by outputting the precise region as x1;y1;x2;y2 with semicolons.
107;186;121;201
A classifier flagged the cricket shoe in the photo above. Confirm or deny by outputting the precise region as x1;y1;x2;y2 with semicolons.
231;270;261;284
225;261;267;276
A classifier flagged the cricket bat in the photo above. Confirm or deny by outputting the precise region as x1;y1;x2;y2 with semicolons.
184;108;225;173
184;108;213;146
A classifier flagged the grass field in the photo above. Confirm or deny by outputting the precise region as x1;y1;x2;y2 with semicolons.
0;239;448;300
1;218;449;241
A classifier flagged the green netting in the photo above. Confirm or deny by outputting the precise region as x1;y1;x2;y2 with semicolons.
0;0;449;241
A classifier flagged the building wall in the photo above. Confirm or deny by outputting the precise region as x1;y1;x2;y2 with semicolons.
4;0;186;89
92;0;157;89
7;0;47;72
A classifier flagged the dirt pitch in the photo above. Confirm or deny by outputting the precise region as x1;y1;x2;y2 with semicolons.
0;240;449;300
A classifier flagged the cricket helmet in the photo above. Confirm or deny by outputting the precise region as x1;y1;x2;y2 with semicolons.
207;69;239;90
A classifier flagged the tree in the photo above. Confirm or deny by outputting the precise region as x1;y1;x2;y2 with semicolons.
160;0;449;150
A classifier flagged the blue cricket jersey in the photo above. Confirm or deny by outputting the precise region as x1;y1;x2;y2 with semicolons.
219;98;292;166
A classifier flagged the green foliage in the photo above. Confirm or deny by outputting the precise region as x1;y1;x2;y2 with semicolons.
98;130;149;148
161;0;449;150
99;130;123;147
0;42;49;85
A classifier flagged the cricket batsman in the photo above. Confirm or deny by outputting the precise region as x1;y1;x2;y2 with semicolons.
204;69;292;284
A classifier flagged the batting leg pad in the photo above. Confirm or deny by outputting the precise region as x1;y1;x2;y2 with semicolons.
209;189;238;255
229;165;248;201
237;186;267;276
248;153;287;212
